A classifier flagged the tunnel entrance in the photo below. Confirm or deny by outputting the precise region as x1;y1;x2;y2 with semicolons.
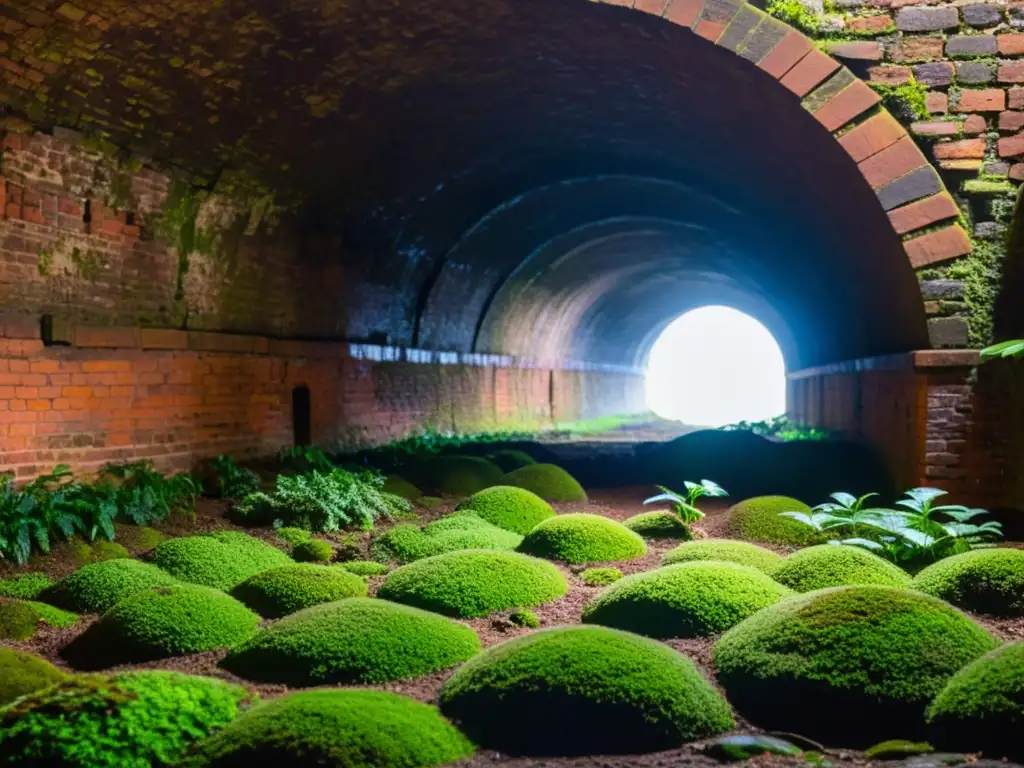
645;306;786;427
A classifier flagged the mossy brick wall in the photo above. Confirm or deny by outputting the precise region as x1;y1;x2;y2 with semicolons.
0;126;345;338
0;323;645;478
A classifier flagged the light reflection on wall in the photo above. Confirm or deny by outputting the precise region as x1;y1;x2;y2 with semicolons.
645;306;786;427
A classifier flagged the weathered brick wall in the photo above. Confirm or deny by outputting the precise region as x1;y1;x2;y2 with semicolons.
0;321;646;478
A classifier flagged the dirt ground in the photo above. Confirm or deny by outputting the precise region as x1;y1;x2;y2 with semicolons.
3;486;1023;768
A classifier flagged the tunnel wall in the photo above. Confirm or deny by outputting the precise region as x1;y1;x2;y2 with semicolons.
789;353;1024;511
0;318;645;479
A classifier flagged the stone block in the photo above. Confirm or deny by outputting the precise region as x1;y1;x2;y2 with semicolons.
913;61;954;86
920;280;966;299
946;34;997;56
957;61;995;84
890;36;945;62
928;317;970;348
962;4;1003;27
876;166;943;210
896;6;960;31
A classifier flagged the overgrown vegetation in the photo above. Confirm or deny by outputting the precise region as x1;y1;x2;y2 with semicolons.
0;463;196;566
205;455;261;499
644;480;726;527
780;488;1003;568
869;77;930;122
722;416;831;442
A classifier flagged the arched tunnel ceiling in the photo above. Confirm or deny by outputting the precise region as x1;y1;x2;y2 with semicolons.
2;0;930;370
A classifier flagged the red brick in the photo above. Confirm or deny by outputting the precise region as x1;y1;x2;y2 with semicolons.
998;33;1024;55
74;327;140;349
904;225;973;268
956;89;1006;112
890;36;944;62
27;399;51;411
665;0;704;26
999;133;1024;157
81;360;132;373
139;328;189;350
813;81;881;131
694;18;725;41
1010;86;1024;109
888;193;961;235
926;91;948;114
998;110;1024;131
838;112;905;162
780;49;841;96
634;0;667;14
857;136;926;189
869;65;911;85
964;114;987;134
759;32;813;79
828;41;883;60
933;138;986;159
911;120;960;137
847;14;893;32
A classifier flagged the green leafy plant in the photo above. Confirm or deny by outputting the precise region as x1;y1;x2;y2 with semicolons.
209;455;261;499
644;480;726;525
722;416;831;441
780;488;1003;567
279;445;335;474
980;339;1024;360
100;461;197;524
236;469;409;532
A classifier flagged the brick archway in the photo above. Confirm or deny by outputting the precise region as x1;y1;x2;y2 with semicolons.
602;0;970;271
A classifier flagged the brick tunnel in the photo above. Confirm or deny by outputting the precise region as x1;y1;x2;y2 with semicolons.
1;0;1023;508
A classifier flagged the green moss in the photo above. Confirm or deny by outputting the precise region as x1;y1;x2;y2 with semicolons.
926;642;1024;759
942;236;1006;346
913;548;1024;617
0;670;250;767
963;179;1015;195
0;649;67;706
382;474;421;500
182;689;474;767
713;586;999;744
509;609;539;628
456;485;555;534
488;449;537;473
729;496;822;546
518;514;646;564
863;740;934;760
439;626;734;755
116;525;167;551
292;539;334;563
869;77;929;121
766;0;822;33
339;560;388;577
0;598;78;640
770;545;914;592
72;538;131;566
623;511;693;540
582;562;792;639
377;550;567;618
41;558;181;614
418;496;445;508
221;597;480;685
663;539;784;572
499;463;587;502
63;585;260;669
580;567;623;586
231;564;367;618
0;572;50;600
275;526;311;546
371;513;523;563
151;532;291;590
419;456;504;495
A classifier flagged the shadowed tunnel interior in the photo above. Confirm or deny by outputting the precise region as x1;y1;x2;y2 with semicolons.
4;0;931;370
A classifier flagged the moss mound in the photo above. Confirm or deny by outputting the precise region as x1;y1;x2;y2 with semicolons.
0;598;78;640
0;572;50;600
151;531;291;590
580;567;623;586
729;496;821;546
439;626;733;755
509;609;539;628
183;689;474;767
378;550;567;618
456;485;555;534
63;585;260;669
913;548;1024;617
926;642;1024;759
221;597;480;685
340;560;388;577
231;564;367;618
518;514;646;564
275;526;311;546
292;539;333;562
623;511;693;540
72;538;131;566
771;545;913;592
663;539;783;572
0;670;249;767
419;456;504;495
0;649;67;706
499;463;587;502
489;449;537;473
115;524;167;551
712;586;999;744
41;558;181;614
582;562;792;639
372;513;522;563
383;474;422;500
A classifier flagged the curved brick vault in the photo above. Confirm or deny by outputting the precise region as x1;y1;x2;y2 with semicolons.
1;0;973;371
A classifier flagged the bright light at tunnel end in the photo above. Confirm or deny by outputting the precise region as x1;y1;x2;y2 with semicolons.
645;306;786;427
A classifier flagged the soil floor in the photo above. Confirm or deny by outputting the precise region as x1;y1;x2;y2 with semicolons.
3;486;1023;768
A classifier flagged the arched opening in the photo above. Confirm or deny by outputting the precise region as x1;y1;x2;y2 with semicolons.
645;306;786;427
291;386;312;447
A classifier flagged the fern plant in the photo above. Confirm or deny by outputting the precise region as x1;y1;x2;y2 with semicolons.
644;480;727;525
208;455;261;499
